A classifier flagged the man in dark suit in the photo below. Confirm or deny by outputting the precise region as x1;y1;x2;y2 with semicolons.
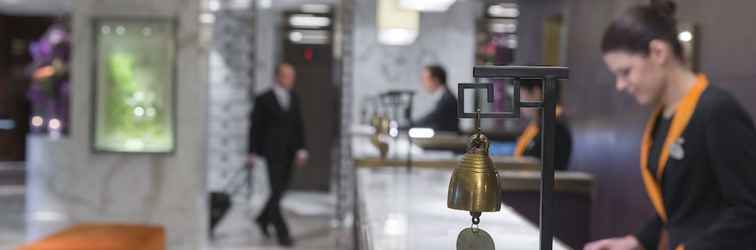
413;65;460;133
248;63;307;247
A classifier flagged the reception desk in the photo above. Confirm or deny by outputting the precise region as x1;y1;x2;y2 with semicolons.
352;133;539;171
352;131;594;249
498;171;594;249
354;156;538;171
356;168;572;250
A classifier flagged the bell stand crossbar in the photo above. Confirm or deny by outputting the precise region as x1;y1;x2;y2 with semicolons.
457;65;569;250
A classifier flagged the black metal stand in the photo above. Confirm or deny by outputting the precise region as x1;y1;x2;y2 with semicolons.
458;65;568;250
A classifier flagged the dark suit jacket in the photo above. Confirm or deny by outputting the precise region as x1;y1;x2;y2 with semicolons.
249;90;306;165
521;120;573;171
414;88;460;133
633;84;756;250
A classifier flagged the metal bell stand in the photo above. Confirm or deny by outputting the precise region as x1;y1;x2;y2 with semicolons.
457;65;568;250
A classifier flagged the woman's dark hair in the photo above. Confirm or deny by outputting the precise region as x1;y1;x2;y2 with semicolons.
519;78;562;103
601;1;684;61
425;64;447;86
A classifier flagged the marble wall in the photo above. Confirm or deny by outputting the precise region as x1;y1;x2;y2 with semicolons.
336;0;355;226
253;9;280;94
206;7;255;195
0;0;72;15
25;0;210;249
352;0;482;130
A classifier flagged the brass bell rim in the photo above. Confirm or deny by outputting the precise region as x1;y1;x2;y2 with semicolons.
457;164;497;172
460;158;494;163
455;167;497;172
446;207;500;213
451;168;498;174
460;155;494;161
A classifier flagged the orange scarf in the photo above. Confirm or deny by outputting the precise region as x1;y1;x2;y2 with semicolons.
640;74;709;223
514;106;563;158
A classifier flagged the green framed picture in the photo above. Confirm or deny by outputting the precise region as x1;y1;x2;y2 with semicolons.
92;18;176;153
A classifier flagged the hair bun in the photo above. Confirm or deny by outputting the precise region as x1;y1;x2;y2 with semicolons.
652;1;677;17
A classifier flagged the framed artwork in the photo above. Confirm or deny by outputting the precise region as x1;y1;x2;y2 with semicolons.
92;18;176;153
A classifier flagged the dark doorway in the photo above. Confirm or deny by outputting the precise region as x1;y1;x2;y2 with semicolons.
0;15;56;185
281;10;337;191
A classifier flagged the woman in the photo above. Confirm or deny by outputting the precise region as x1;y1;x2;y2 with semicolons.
513;79;572;171
585;1;756;250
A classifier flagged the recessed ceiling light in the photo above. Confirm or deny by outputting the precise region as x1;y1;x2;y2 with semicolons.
488;3;519;18
678;31;693;42
207;0;220;11
400;0;456;12
257;0;271;9
289;15;331;28
301;4;330;13
200;13;215;24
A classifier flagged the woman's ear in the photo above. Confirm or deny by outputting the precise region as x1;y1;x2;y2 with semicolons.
649;39;673;65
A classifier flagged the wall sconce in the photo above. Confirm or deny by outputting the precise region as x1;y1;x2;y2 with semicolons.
377;0;420;46
677;23;697;71
399;0;456;12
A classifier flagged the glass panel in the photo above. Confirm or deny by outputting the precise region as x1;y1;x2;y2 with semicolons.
93;19;175;153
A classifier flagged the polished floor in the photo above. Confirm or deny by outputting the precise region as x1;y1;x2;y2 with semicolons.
0;184;350;250
207;192;352;250
0;163;26;250
0;186;25;250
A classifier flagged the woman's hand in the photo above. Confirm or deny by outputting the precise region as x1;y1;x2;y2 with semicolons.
584;235;641;250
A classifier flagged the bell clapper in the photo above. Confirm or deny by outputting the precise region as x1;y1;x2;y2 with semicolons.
470;211;481;233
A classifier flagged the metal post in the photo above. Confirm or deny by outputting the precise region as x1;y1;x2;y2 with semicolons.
539;77;557;250
406;93;414;172
407;136;412;171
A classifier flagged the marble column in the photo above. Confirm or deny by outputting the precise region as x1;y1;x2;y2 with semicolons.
206;5;257;199
336;0;356;226
25;0;210;249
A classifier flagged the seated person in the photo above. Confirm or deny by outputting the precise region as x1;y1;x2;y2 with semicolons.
513;78;572;170
413;64;460;133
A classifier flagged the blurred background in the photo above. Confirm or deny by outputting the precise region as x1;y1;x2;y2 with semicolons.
0;0;755;250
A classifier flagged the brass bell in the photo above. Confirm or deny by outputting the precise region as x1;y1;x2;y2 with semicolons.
371;135;389;159
370;114;390;159
447;112;501;212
